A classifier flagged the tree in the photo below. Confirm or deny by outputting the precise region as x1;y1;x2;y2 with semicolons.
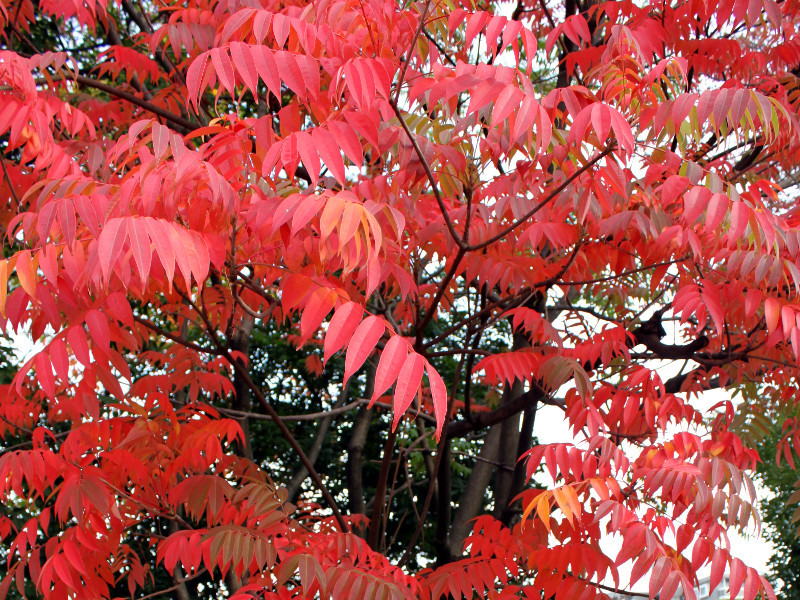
0;0;799;598
754;423;800;600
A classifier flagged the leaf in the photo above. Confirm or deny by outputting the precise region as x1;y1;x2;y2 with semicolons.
649;556;672;599
299;287;337;344
281;274;312;312
323;301;363;364
128;218;152;284
252;46;281;100
230;42;259;99
186;53;210;111
729;557;746;600
764;297;781;335
144;219;176;288
709;547;726;593
35;352;55;398
536;493;551;530
327;120;362;166
313;128;346;185
14;250;36;300
210;47;237;97
706;193;729;231
296;131;320;185
426;362;448;439
392;351;425;428
338;202;362;250
371;334;408;403
85;309;110;352
97;218;128;283
343;316;384;385
0;258;7;317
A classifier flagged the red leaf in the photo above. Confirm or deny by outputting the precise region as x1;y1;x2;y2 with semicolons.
343;316;384;384
392;352;425;428
296;131;320;185
709;547;726;594
649;556;671;599
252;47;281;100
743;568;760;600
327;120;362;166
426;361;448;439
706;193;729;231
281;274;312;312
764;297;781;335
97;218;128;283
35;352;55;398
144;219;176;288
299;287;337;344
276;51;306;99
86;309;110;352
67;326;91;367
185;53;210;110
313;128;346;185
323;301;363;364
371;334;408;403
729;557;746;599
48;338;70;382
128;218;152;284
230;42;259;99
210;47;236;96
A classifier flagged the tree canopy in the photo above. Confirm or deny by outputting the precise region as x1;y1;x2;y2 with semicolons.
1;0;800;598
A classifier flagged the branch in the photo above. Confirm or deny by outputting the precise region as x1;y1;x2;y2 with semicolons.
390;100;468;250
74;74;196;131
18;71;198;132
136;568;208;600
368;427;398;550
446;385;563;438
557;256;691;286
133;315;224;355
0;152;21;209
416;248;465;337
394;0;432;102
225;356;350;532
467;147;613;251
185;294;350;532
218;398;438;424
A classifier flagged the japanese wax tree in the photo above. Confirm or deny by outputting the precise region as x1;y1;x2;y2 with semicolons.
1;0;800;598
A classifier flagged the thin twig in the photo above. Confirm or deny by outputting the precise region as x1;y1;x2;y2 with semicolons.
0;153;21;208
467;147;614;251
185;293;350;533
390;100;468;250
394;0;432;103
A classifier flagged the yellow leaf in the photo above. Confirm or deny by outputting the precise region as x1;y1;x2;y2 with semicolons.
553;487;573;525
15;250;37;300
536;493;552;531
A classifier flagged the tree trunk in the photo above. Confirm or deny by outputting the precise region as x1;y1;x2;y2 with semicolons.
347;404;373;517
499;401;537;527
286;383;350;501
230;314;255;461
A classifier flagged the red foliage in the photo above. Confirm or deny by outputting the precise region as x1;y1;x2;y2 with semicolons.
1;0;799;598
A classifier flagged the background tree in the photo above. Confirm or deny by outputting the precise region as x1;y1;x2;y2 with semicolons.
1;0;800;599
755;428;800;600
